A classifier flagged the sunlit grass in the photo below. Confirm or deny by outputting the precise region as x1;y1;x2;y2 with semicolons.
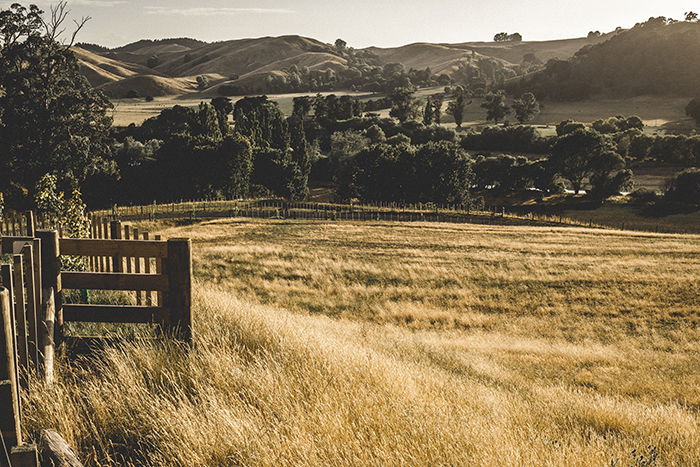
23;219;700;465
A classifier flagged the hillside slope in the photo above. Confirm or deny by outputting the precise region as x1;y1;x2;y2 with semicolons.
73;47;157;86
507;19;700;100
77;33;603;97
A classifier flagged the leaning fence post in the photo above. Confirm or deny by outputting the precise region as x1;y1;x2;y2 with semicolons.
165;239;192;343
1;287;22;449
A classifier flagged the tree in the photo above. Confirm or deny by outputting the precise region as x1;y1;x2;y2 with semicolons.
481;91;510;123
0;2;114;205
665;168;700;204
512;92;540;123
389;87;420;123
587;31;602;39
221;134;253;198
508;33;523;42
292;96;313;118
685;11;699;22
686;98;700;125
447;87;469;128
430;93;444;124
335;38;347;52
550;128;616;194
423;97;434;125
494;32;509;42
211;97;233;136
196;75;209;90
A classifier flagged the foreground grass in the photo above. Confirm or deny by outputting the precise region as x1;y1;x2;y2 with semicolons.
25;220;700;465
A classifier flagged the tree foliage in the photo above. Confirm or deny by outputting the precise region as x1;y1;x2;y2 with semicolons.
481;91;510;123
512;92;540;123
0;2;114;205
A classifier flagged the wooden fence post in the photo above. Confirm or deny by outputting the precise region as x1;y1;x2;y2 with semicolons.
0;287;22;449
40;288;55;386
165;239;192;343
20;245;39;373
110;221;123;272
11;256;28;384
24;212;35;238
36;231;62;348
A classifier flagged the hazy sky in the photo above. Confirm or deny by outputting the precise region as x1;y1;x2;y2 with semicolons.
9;0;699;48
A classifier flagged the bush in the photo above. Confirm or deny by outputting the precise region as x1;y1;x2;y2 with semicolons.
629;187;658;204
665;168;700;205
145;96;154;102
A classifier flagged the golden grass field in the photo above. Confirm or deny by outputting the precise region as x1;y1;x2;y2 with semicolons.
25;219;700;465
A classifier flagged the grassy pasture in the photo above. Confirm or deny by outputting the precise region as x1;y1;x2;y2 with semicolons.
24;219;700;465
110;89;694;133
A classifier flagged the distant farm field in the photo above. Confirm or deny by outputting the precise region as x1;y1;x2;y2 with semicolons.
26;219;700;465
110;90;694;133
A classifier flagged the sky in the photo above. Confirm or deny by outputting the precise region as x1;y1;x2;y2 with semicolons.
8;0;699;48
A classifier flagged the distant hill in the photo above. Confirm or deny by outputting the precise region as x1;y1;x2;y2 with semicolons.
71;31;632;98
507;19;700;100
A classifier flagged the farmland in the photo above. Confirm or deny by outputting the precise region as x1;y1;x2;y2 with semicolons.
24;219;700;465
110;91;694;132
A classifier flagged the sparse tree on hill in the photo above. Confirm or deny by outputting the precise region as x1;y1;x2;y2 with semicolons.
685;11;699;22
587;31;602;39
494;32;509;42
512;92;540;123
447;87;470;128
686;98;700;125
389;87;420;123
423;97;434;125
431;93;444;124
196;75;209;90
481;91;510;123
508;33;523;42
335;38;347;52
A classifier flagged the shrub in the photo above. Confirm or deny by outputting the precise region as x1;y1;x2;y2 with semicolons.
629;187;658;204
665;168;700;205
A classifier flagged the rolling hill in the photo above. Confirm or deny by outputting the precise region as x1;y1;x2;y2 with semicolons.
76;22;697;101
507;19;700;100
76;33;606;98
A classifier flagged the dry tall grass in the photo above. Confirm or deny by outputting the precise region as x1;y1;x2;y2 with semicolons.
24;220;700;466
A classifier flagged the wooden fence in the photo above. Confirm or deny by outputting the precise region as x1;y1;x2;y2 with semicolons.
93;199;583;229
0;213;192;465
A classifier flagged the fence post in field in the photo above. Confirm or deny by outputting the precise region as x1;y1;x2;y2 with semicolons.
40;288;55;386
20;244;39;374
0;287;22;449
11;255;28;385
165;239;192;343
36;231;62;348
24;212;36;238
110;220;123;272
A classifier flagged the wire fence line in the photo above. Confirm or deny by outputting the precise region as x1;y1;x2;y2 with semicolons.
90;198;660;232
